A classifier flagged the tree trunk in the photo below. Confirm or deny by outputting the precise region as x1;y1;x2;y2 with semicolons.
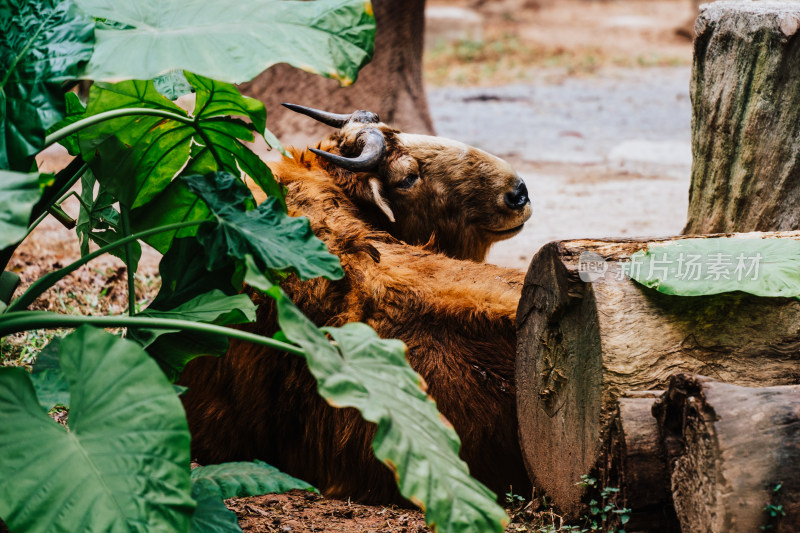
595;391;680;532
516;233;800;517
653;374;800;533
238;0;435;148
684;2;800;234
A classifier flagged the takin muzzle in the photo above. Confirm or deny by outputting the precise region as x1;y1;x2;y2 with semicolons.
282;103;532;262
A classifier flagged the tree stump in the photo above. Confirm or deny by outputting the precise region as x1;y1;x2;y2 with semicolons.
595;391;680;532
653;374;800;533
684;1;800;234
516;233;800;517
238;0;435;148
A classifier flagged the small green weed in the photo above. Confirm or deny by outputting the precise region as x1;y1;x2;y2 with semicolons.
0;329;58;367
762;483;786;530
577;475;631;533
505;489;527;508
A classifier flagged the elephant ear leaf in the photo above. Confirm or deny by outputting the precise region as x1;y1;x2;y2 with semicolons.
182;172;343;281
0;170;49;250
68;74;284;254
191;460;316;500
29;337;69;411
0;326;195;533
625;237;800;297
0;0;93;170
76;0;375;85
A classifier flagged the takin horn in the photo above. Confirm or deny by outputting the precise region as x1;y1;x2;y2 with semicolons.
309;127;387;172
282;103;381;128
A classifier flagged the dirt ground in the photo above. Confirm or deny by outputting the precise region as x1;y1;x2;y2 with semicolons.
8;0;697;530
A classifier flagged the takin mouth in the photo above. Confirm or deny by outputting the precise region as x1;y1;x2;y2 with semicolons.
485;223;525;236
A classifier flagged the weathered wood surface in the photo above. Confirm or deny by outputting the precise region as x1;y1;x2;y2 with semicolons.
239;0;435;148
516;232;800;517
595;391;679;532
685;1;800;234
653;374;800;533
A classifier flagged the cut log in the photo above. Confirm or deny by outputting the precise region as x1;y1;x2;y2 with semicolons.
595;391;680;532
516;232;800;517
238;0;435;148
653;374;800;533
685;1;800;234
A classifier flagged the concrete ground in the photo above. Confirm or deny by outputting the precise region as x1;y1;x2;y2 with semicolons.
429;66;693;269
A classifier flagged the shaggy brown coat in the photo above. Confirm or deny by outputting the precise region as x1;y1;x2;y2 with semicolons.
180;150;531;502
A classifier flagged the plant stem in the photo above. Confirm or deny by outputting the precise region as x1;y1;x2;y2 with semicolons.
44;108;194;148
47;162;89;212
23;182;86;241
46;205;76;229
0;311;304;356
27;161;87;234
119;206;137;316
7;220;206;312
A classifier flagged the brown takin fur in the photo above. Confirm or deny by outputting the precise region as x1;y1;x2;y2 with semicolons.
181;112;533;502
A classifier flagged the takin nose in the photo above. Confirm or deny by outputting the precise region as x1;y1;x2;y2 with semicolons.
504;180;530;210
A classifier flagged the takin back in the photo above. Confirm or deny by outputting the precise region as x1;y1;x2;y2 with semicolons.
180;104;534;502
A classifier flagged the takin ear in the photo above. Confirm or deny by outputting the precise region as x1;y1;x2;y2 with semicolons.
368;178;396;223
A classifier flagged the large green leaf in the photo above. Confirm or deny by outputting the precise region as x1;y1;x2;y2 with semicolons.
76;80;192;208
139;290;256;325
0;271;20;307
184;172;343;281
128;236;247;380
76;0;375;86
130;179;212;254
154;69;194;101
0;326;194;532
245;260;508;533
624;237;800;297
73;74;282;217
129;290;257;380
0;0;93;170
76;168;142;268
151;237;240;309
191;73;265;133
189;496;241;533
29;337;68;411
0;170;48;249
128;237;244;380
192;460;316;500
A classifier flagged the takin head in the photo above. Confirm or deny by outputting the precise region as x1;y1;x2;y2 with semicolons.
282;103;532;262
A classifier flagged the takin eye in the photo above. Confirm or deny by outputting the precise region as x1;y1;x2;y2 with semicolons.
397;174;419;189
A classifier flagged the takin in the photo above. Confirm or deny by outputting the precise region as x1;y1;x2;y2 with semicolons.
179;104;534;502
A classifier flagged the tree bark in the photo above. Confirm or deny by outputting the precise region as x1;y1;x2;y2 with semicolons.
238;0;435;149
595;391;680;532
653;374;800;533
684;2;800;234
516;232;800;517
